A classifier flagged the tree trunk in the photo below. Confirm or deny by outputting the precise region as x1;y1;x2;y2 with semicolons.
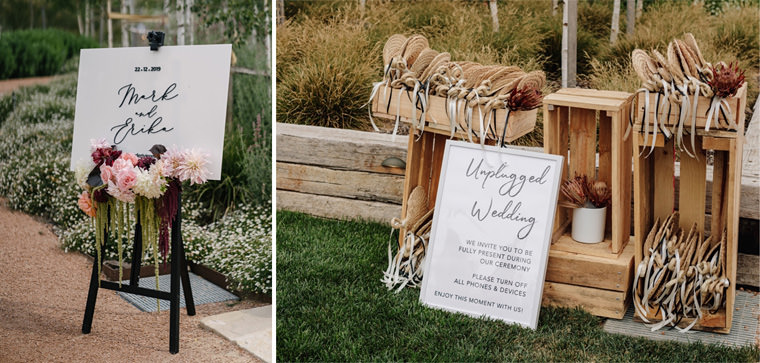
99;2;105;45
552;0;559;16
277;0;285;25
359;0;365;16
489;0;499;32
107;0;113;47
610;0;620;44
89;0;95;37
41;3;47;29
186;0;194;45
176;0;185;45
76;0;84;35
562;0;577;88
85;0;91;36
120;0;128;46
626;0;635;35
29;1;34;28
163;0;170;38
636;0;642;19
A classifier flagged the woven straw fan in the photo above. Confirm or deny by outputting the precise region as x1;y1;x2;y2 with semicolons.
383;34;407;66
683;33;709;70
666;42;685;82
631;49;654;84
517;70;546;91
410;48;438;78
403;36;429;68
419;51;450;81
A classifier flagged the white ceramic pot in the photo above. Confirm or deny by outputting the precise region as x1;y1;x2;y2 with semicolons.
571;206;607;244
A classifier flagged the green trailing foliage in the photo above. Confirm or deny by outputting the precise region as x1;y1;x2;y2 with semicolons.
0;29;98;80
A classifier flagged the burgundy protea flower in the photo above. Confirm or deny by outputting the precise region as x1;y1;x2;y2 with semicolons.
508;85;543;111
708;62;745;98
136;156;156;170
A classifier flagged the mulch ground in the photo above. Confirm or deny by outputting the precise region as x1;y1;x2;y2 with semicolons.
0;199;267;362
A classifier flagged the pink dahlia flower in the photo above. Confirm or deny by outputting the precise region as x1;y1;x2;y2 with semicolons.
176;148;210;185
161;146;185;179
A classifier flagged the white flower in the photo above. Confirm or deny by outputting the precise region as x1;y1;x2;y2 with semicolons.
74;161;94;190
132;166;167;199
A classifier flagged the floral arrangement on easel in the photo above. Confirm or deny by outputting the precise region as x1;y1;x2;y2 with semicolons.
75;138;211;289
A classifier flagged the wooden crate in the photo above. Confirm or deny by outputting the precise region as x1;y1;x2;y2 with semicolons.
543;88;634;254
371;84;537;142
632;91;746;333
635;84;747;134
541;88;636;319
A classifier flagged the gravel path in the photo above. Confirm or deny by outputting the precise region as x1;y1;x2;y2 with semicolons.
0;76;58;95
0;199;266;362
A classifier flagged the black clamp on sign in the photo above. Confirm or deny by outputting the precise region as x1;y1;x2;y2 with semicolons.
148;31;165;51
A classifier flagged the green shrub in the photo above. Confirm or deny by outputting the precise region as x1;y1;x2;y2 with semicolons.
278;13;378;129
185;42;272;218
0;29;98;79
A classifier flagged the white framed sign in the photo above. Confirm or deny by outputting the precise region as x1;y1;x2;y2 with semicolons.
420;140;563;329
70;44;232;179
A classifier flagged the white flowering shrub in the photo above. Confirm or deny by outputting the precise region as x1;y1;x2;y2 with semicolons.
183;204;273;294
0;76;273;296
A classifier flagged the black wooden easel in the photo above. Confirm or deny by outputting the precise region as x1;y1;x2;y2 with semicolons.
82;33;194;354
81;192;195;354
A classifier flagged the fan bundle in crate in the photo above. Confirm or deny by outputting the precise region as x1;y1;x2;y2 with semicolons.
369;34;545;145
631;32;746;156
633;212;730;332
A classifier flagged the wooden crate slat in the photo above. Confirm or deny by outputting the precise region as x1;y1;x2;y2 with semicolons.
543;93;628;111
599;113;613;236
724;136;742;332
678;136;707;232
712;151;728;239
546;243;634;292
635;83;747;134
556;88;632;100
541;281;629;319
568;108;597;179
652;138;676;221
371;84;538;142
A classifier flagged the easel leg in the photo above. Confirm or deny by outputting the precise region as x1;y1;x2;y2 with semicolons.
180;240;195;316
130;219;143;286
81;253;100;334
169;196;181;354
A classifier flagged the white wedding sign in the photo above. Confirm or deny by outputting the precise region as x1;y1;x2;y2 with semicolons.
70;44;232;179
420;140;563;329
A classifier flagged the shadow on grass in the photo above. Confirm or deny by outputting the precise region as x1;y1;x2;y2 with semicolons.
275;211;759;362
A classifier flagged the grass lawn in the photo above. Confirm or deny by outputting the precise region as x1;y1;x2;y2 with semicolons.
276;211;759;361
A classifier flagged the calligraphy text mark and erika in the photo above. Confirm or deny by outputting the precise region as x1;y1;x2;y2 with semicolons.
110;83;178;145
